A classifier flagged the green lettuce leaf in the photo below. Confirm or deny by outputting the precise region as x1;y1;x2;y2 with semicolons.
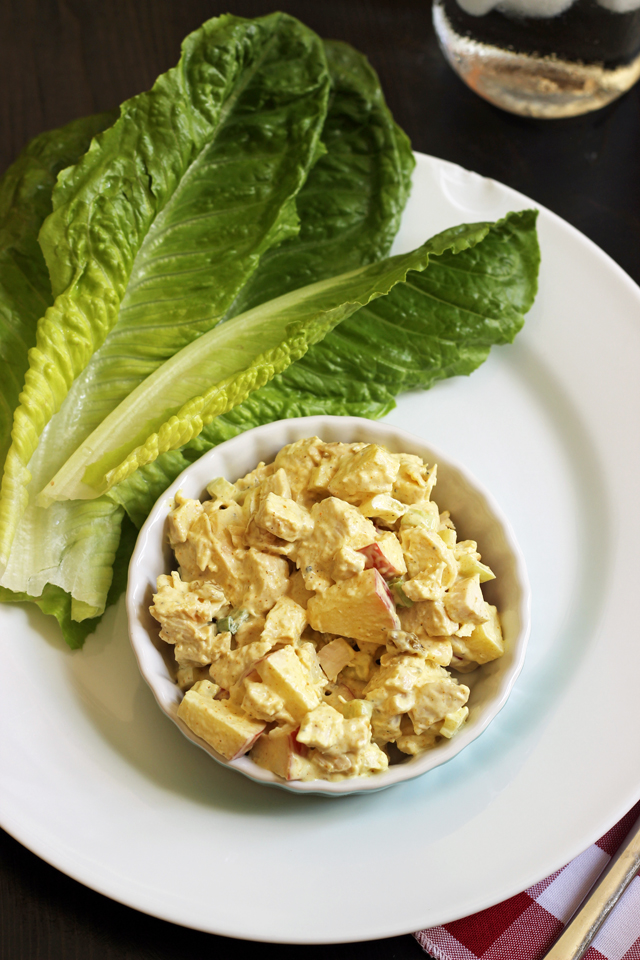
0;11;331;572
0;111;117;473
228;39;415;315
111;209;539;526
0;33;415;639
46;216;531;501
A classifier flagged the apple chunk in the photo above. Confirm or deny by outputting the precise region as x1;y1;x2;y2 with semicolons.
177;682;265;760
251;726;311;780
358;532;406;580
307;568;400;644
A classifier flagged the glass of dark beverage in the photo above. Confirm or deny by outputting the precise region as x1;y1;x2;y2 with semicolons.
433;0;640;117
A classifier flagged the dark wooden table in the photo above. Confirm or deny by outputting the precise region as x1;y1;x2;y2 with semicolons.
1;2;639;958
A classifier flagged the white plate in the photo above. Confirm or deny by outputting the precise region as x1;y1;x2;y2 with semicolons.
1;153;639;943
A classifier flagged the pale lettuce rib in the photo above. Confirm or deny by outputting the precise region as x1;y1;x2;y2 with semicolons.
42;221;493;502
0;11;330;573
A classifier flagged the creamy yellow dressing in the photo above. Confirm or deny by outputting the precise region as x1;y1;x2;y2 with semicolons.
149;438;504;782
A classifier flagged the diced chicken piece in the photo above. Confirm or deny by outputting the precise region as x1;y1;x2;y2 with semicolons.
307;568;400;644
177;680;266;760
331;545;367;581
256;646;322;722
240;678;294;725
297;703;370;756
296;703;371;757
401;524;458;590
364;653;440;717
208;635;273;690
318;638;355;681
386;628;453;665
295;497;378;592
251;726;316;781
176;664;210;691
398;597;458;656
240;549;289;615
392;455;437;504
359;494;406;525
305;443;362;496
340;649;375;682
260;596;307;647
328;444;399;504
455;540;496;582
243;517;292;557
340;742;388;778
449;643;481;673
233;614;265;647
272;438;327;506
150;572;229;665
358;532;406;579
255;492;314;542
286;570;314;609
371;713;403;743
409;674;470;734
261;467;292;499
396;725;441;756
403;570;446;602
168;492;203;543
234;460;274;496
421;638;453;666
407;599;459;637
440;706;469;739
445;575;490;625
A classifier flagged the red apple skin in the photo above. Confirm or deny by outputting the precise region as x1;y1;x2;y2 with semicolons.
358;542;403;580
291;727;309;758
229;724;267;761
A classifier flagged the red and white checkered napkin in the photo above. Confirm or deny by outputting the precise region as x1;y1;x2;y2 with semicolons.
415;801;640;960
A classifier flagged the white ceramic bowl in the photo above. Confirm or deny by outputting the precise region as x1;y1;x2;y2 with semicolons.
127;415;530;796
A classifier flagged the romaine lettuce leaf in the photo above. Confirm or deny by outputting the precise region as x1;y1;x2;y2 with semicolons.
45;217;520;501
0;111;117;473
110;209;539;526
0;11;331;572
0;35;415;639
228;39;415;314
0;513;137;649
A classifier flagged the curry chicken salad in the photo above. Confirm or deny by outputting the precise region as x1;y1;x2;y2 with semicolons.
150;438;504;782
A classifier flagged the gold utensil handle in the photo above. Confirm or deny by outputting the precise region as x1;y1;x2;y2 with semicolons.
543;812;640;960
